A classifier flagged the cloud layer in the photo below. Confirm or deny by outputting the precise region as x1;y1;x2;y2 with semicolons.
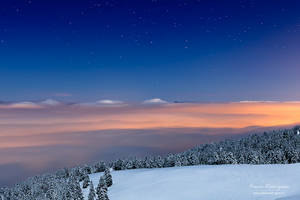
1;101;300;138
1;100;300;187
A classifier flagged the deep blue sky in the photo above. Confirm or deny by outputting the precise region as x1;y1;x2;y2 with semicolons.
1;0;300;102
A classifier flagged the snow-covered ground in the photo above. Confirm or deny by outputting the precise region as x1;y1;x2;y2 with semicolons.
82;164;300;200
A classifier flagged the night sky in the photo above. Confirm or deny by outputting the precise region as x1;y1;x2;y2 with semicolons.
1;0;300;187
1;0;300;102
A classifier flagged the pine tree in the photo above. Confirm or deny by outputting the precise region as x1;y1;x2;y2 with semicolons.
88;182;96;200
83;175;90;189
104;168;113;187
96;175;109;200
97;187;109;200
95;162;106;173
73;180;84;200
96;176;107;197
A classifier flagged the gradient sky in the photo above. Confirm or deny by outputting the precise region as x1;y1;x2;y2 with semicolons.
1;0;300;102
1;0;300;187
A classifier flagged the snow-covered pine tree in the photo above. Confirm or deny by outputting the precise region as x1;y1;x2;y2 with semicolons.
83;164;92;175
104;168;113;187
97;187;109;200
73;180;84;200
153;156;164;168
96;176;107;197
88;182;96;200
113;159;123;170
174;158;181;167
95;162;107;173
83;175;90;189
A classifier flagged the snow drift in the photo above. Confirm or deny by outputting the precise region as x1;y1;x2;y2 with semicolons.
83;164;300;200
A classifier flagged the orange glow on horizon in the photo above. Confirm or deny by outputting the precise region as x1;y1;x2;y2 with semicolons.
1;102;300;138
1;102;300;167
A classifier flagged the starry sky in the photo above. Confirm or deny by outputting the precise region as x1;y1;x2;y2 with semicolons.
1;0;300;187
1;0;300;102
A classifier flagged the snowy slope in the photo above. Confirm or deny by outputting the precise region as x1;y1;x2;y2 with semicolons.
82;164;300;200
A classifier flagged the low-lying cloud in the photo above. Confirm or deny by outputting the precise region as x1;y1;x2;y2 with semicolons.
0;101;43;109
143;98;168;104
1;101;300;187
